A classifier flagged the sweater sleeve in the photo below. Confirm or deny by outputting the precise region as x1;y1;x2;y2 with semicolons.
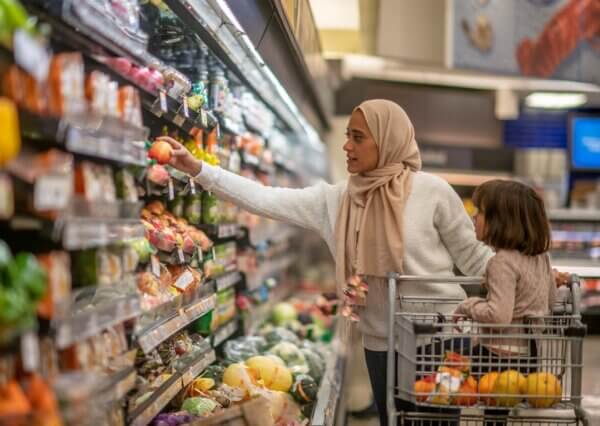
434;180;494;276
455;253;518;324
194;163;334;236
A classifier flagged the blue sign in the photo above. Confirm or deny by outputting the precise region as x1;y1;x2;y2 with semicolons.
571;116;600;170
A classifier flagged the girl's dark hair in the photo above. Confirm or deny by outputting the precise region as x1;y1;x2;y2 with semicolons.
472;180;550;256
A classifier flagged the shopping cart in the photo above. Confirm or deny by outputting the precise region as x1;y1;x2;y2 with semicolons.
386;274;589;426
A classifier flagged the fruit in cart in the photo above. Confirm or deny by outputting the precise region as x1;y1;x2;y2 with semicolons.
429;384;450;405
245;355;293;392
272;302;298;326
444;351;470;374
525;372;562;408
478;372;500;405
414;376;436;402
452;375;478;406
493;370;527;407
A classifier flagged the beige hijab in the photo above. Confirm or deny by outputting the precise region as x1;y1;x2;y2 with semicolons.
335;99;422;287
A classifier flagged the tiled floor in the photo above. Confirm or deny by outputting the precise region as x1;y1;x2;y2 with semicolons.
346;335;600;426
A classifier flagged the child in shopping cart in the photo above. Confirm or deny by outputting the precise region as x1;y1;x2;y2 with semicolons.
452;179;557;423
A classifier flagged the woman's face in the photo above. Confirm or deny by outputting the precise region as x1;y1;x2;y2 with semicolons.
343;110;379;174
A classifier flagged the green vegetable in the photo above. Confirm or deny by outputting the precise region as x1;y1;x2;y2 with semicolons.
0;285;29;324
290;374;318;404
262;327;301;347
301;348;325;383
268;342;309;374
202;192;219;224
184;193;202;225
7;253;46;300
130;238;154;264
271;302;297;326
181;397;217;416
0;240;12;270
201;365;225;385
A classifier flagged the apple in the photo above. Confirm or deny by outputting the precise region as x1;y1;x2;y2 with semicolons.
526;372;562;408
148;141;173;164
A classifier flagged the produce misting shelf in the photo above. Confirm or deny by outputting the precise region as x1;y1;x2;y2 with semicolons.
55;291;141;349
136;291;217;354
128;344;217;426
211;318;239;348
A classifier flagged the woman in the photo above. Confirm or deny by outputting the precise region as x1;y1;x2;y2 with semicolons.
160;99;493;425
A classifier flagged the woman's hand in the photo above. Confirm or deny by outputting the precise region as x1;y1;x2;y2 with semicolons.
156;136;202;176
553;269;570;287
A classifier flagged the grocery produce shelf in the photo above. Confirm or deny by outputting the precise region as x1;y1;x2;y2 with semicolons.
137;292;217;354
211;318;239;347
101;366;138;402
311;322;346;426
244;280;295;335
199;223;241;241
128;345;216;426
212;271;242;292
243;254;296;291
55;292;141;349
19;107;149;167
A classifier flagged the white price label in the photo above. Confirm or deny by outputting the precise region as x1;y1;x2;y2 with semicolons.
189;177;196;195
182;97;189;118
177;247;185;263
174;114;185;127
159;91;168;113
168;178;175;200
200;109;207;128
14;30;51;82
0;174;14;219
151;255;161;277
174;270;194;291
20;332;39;372
34;174;72;211
216;122;221;140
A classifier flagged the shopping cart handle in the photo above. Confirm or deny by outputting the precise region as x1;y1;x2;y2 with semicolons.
388;274;484;285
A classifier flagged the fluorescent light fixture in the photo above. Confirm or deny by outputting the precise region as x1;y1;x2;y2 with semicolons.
525;92;587;109
309;0;360;30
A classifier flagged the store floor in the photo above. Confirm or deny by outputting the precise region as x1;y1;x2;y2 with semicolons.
346;335;600;426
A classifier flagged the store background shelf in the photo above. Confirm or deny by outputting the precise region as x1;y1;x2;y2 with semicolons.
211;318;239;347
137;291;216;354
212;271;242;292
243;254;296;291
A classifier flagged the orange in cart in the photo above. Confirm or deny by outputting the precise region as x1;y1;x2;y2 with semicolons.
452;376;478;406
478;372;500;406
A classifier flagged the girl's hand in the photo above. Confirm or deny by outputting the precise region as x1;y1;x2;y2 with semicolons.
553;269;570;287
156;136;202;176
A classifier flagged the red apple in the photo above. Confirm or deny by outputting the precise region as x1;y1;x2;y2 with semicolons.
148;141;173;164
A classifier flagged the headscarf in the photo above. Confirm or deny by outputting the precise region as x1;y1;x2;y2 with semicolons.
334;99;422;288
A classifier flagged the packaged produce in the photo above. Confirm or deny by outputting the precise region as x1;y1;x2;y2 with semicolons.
223;336;267;365
130;238;154;264
181;397;218;416
114;168;139;202
71;248;122;287
47;52;86;117
167;195;184;218
150;412;194;426
0;97;21;166
201;191;219;224
36;251;71;320
184;192;202;225
299;348;324;383
118;85;143;126
201;365;225;386
268;342;308;375
74;162;117;202
260;327;301;348
85;71;112;116
245;356;292;392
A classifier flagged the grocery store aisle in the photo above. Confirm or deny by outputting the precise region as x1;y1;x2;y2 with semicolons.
347;335;600;426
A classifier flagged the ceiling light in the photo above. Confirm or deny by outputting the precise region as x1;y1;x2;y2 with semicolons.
525;92;587;109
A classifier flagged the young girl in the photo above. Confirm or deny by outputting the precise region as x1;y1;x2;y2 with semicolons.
453;180;557;424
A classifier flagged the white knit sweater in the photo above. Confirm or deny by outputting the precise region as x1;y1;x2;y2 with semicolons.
195;163;493;350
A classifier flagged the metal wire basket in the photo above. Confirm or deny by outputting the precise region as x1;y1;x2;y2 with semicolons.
386;274;589;426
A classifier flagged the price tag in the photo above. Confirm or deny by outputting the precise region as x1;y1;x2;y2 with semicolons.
197;248;203;262
189;177;196;195
14;30;51;82
0;174;14;219
168;178;175;201
173;113;185;127
200;109;207;128
34;174;72;211
159;91;168;113
20;332;39;372
177;247;185;263
174;270;194;291
151;255;161;277
182;97;190;118
216;122;221;140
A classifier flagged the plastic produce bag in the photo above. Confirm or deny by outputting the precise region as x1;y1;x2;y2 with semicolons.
223;336;268;364
268;342;309;375
260;327;301;348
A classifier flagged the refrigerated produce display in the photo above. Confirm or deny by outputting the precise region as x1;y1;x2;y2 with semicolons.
0;0;343;425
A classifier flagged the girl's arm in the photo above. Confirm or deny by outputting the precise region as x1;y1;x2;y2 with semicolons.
434;180;494;276
455;253;518;323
